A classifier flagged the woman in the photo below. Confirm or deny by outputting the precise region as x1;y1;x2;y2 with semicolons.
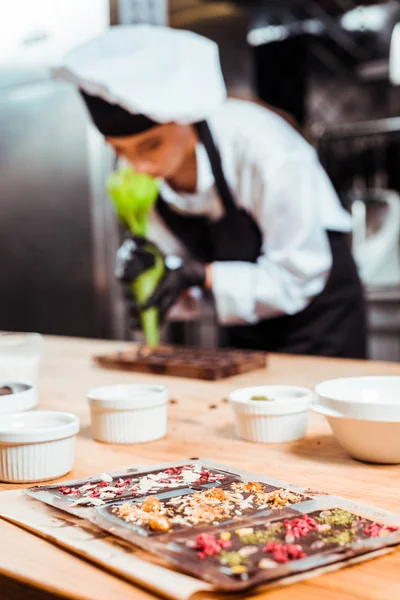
56;24;367;358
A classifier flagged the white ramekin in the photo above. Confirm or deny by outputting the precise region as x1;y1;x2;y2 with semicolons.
0;411;79;483
0;382;38;414
87;384;168;444
229;385;312;443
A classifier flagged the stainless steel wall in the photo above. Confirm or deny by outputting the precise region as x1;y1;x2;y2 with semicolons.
0;79;120;338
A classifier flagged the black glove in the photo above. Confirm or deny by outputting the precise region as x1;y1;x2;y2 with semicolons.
115;235;156;283
115;235;206;330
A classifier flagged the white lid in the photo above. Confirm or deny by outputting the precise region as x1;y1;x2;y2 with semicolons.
0;382;37;415
229;385;312;415
87;384;168;411
0;411;80;443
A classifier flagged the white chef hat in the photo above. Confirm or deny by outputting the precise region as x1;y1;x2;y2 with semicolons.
53;24;227;136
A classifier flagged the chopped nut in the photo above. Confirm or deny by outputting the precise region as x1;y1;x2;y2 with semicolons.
244;481;264;493
192;504;217;522
235;527;254;537
258;558;277;570
205;488;226;501
230;565;248;575
149;515;171;532
141;496;161;513
238;546;258;557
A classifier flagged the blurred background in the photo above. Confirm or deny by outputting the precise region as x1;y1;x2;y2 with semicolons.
1;0;400;360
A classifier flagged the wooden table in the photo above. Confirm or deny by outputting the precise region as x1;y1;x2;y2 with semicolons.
1;336;400;600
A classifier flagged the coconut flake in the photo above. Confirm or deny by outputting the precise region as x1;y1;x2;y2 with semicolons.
259;558;278;570
238;546;258;557
70;497;105;507
182;471;201;484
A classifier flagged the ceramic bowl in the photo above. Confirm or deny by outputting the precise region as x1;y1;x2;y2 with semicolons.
314;376;400;463
229;385;312;443
0;410;79;483
87;384;168;444
0;382;37;414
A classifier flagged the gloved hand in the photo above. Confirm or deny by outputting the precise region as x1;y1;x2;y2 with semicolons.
115;235;206;330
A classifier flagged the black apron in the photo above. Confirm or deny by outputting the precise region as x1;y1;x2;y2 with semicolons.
156;121;367;359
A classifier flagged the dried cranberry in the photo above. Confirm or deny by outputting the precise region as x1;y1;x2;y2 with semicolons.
263;541;306;563
364;522;398;537
195;533;223;558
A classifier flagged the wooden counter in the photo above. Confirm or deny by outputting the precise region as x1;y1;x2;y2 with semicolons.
1;336;400;600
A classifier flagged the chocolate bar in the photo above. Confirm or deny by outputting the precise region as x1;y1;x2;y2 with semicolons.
164;508;399;589
101;482;308;536
27;463;234;508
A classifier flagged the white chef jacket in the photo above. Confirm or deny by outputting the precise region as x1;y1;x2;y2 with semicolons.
147;99;352;327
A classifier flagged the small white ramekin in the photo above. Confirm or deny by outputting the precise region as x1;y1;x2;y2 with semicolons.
0;411;79;483
229;385;312;443
87;384;168;444
0;382;38;414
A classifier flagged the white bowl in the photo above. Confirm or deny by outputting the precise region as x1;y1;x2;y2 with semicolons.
0;411;79;483
87;384;168;444
0;382;38;414
314;376;400;463
229;385;312;443
313;405;400;464
315;376;400;421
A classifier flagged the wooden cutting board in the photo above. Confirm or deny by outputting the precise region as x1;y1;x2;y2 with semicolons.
93;345;267;380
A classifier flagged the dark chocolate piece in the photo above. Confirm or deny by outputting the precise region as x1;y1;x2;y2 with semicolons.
165;508;399;589
28;464;235;508
96;482;308;539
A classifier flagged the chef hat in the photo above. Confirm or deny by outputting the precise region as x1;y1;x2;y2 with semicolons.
53;24;227;136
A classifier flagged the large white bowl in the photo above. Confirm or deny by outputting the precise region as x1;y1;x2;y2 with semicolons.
315;376;400;421
314;376;400;464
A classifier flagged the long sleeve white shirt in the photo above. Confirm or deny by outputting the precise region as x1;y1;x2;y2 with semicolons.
147;98;352;326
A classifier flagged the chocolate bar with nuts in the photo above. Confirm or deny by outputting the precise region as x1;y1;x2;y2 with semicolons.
101;482;308;536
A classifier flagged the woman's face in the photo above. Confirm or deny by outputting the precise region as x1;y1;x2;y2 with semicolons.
106;123;195;180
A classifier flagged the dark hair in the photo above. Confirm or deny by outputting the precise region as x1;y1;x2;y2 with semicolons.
80;91;159;137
